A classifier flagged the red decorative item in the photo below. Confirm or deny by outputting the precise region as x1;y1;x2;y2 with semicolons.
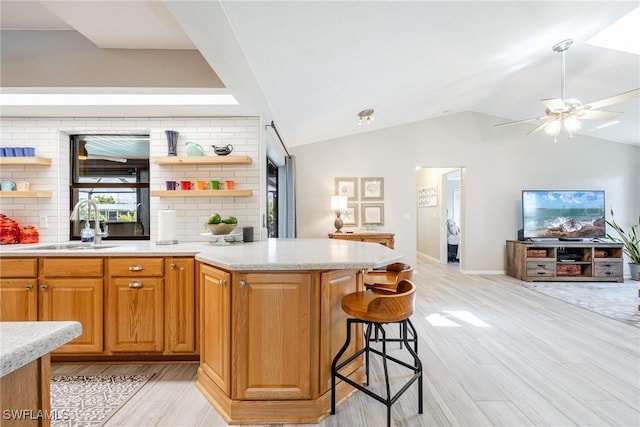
0;216;20;244
19;225;39;244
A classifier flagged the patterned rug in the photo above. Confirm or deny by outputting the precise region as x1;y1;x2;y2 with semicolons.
518;279;640;328
50;374;153;427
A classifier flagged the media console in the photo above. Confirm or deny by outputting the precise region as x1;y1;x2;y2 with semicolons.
506;240;624;282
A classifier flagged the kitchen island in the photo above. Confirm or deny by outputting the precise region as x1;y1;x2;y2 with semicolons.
195;238;402;424
0;321;81;427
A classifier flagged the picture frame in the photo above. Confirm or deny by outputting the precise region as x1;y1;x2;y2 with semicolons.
361;203;384;226
335;177;358;201
342;203;358;226
361;177;384;200
420;185;437;207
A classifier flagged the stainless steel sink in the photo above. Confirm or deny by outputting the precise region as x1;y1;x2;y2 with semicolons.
27;243;119;250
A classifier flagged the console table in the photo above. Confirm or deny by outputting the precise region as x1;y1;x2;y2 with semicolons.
328;232;395;249
506;240;624;282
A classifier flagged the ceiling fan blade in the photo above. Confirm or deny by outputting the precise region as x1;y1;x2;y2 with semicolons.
584;88;640;110
88;155;128;163
494;116;547;127
578;110;621;121
527;119;553;135
541;98;567;112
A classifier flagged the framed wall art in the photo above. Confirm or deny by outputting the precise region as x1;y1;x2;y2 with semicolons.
342;203;359;226
361;177;384;201
419;185;437;207
361;203;384;226
335;177;358;201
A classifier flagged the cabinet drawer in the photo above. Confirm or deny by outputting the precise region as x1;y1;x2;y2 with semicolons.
41;258;104;277
526;261;556;277
0;258;37;277
594;260;623;278
110;258;164;276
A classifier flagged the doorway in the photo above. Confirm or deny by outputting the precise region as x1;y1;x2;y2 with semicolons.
416;167;464;267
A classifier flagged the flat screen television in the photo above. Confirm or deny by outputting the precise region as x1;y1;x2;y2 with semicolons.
522;190;606;239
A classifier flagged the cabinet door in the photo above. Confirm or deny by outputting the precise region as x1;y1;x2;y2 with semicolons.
200;264;231;395
319;269;362;394
39;278;103;353
0;278;38;321
165;257;196;354
107;278;164;352
232;272;312;400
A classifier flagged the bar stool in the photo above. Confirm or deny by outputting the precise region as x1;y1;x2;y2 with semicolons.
364;263;417;351
331;279;423;427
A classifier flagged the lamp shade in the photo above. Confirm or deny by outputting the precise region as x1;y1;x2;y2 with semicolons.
331;195;348;211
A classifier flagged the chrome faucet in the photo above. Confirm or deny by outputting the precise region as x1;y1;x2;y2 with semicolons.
70;199;109;244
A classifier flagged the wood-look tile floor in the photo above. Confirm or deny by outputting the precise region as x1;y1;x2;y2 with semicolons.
52;262;640;427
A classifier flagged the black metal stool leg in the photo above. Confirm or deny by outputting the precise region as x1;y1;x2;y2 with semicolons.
402;319;423;414
331;318;355;415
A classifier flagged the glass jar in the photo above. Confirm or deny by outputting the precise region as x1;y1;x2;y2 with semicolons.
0;218;20;244
19;225;39;244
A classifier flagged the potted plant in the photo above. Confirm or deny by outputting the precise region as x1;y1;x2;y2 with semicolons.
606;209;640;281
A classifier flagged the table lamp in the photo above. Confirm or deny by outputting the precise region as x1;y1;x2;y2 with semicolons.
331;195;348;233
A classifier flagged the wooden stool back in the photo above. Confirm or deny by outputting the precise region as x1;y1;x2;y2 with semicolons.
364;263;413;292
341;279;416;323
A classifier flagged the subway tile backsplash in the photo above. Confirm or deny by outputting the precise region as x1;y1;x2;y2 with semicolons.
0;116;261;243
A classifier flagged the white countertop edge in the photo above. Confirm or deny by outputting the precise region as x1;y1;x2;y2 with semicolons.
0;321;82;377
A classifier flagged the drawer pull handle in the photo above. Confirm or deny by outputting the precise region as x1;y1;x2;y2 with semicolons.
604;264;612;267
25;284;33;290
129;265;144;271
537;272;545;275
605;272;612;276
537;264;545;268
128;281;143;289
40;284;48;291
217;279;226;286
239;280;247;288
170;263;176;269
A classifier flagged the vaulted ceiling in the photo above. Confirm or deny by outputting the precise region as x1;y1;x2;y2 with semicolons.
1;1;639;147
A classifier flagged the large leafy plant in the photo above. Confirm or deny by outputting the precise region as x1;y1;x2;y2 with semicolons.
606;209;640;264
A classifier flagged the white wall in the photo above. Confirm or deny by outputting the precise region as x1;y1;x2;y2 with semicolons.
0;117;262;243
292;111;640;274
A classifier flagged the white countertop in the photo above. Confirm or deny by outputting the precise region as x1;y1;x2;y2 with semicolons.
195;238;402;270
0;321;82;377
0;238;403;271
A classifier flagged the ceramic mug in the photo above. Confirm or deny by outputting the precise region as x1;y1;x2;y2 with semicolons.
223;180;235;190
195;180;207;190
180;180;192;190
165;180;177;190
0;181;16;191
15;181;29;191
209;180;220;190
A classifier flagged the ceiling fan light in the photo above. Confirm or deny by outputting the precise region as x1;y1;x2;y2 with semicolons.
544;120;561;136
564;116;581;133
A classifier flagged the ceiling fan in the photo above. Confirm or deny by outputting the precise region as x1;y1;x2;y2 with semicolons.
494;38;640;141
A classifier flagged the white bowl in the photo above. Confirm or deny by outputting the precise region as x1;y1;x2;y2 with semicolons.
205;223;237;235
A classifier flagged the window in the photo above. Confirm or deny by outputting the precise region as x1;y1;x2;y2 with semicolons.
70;134;150;240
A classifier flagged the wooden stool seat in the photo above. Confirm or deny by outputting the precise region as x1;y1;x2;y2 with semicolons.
331;279;423;427
342;280;415;323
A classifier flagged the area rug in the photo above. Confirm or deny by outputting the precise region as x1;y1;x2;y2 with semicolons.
50;374;153;427
518;280;640;328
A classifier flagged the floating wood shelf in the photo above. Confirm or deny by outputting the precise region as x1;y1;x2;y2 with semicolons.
150;155;252;165
150;189;252;198
0;191;52;198
0;157;52;166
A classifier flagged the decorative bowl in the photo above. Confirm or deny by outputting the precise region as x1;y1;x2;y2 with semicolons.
205;223;237;235
212;144;233;156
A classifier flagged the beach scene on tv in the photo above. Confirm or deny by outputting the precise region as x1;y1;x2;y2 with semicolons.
523;191;606;238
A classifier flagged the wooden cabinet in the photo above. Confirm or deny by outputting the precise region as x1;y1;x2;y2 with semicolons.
197;263;364;423
506;240;624;282
39;258;104;353
328;232;395;249
107;258;164;353
0;258;38;321
199;264;231;394
233;272;312;400
165;257;197;354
